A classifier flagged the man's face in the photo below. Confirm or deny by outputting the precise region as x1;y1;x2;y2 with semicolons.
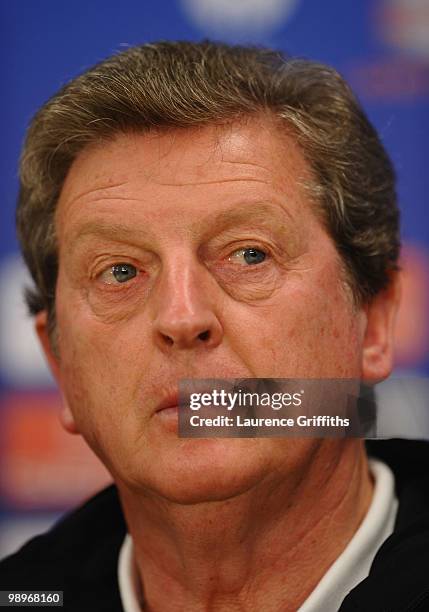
43;118;381;502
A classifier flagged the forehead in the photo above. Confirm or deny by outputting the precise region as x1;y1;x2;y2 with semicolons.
56;116;317;237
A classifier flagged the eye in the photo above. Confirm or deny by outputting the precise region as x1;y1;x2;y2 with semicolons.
99;263;138;284
228;247;267;266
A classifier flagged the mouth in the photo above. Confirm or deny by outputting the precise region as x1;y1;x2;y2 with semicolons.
154;390;180;415
153;378;261;420
153;391;182;432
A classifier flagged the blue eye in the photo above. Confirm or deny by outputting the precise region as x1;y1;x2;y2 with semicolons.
242;248;266;265
111;263;137;283
229;248;267;265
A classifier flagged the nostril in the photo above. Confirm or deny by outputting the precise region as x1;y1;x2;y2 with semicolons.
198;330;210;342
162;334;174;346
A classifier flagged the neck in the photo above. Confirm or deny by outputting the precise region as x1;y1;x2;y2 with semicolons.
118;440;373;612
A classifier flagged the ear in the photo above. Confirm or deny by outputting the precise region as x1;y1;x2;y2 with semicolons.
35;311;80;435
361;272;401;383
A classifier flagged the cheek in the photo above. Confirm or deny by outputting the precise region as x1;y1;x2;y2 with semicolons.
227;274;362;378
300;306;361;376
55;316;150;478
57;328;114;434
54;284;143;444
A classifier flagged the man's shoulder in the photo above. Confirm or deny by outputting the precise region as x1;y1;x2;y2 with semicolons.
340;438;429;611
0;484;126;611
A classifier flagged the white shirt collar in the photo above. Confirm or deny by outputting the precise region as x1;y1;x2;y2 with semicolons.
118;534;143;612
118;458;397;612
298;458;398;611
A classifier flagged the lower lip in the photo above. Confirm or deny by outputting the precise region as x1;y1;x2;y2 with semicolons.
154;405;179;432
156;405;179;418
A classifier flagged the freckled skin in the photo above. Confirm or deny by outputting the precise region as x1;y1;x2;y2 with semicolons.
50;119;367;502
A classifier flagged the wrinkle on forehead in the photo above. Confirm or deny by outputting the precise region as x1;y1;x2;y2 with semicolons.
56;118;316;232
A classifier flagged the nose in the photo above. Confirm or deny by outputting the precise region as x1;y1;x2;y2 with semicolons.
151;259;223;351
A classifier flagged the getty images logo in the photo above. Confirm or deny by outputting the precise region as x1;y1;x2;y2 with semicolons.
181;0;300;38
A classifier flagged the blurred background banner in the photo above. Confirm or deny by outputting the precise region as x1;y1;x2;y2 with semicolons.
0;0;428;558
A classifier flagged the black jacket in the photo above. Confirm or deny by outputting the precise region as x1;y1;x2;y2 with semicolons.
1;439;429;611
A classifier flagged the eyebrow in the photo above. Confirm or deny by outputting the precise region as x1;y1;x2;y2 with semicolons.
64;201;295;253
201;202;292;229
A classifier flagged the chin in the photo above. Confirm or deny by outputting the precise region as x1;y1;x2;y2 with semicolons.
123;437;271;505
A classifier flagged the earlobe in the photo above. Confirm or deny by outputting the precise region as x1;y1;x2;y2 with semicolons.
361;272;401;383
35;311;80;435
58;394;80;434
